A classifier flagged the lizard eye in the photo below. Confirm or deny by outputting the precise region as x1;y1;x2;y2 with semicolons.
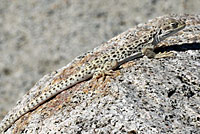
171;22;178;28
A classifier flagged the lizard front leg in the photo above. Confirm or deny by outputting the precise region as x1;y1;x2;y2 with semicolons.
142;47;174;59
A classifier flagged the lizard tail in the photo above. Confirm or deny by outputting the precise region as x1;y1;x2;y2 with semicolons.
0;71;91;133
0;106;29;133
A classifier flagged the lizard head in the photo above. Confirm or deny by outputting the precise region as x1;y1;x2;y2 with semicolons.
154;18;186;43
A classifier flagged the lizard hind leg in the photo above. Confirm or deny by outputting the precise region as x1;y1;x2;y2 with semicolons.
92;59;118;79
91;70;120;90
93;70;116;81
91;60;119;88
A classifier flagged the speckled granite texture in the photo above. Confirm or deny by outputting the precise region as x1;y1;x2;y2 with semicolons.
1;14;200;134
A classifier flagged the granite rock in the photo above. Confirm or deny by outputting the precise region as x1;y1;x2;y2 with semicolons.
1;1;200;120
2;14;200;134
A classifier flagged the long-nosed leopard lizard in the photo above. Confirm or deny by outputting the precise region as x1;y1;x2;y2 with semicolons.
0;18;186;133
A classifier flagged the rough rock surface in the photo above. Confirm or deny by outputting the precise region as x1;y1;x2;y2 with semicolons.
1;14;200;134
1;0;200;121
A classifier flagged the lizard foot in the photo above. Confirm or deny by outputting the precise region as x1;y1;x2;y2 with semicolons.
154;51;174;59
119;61;136;69
93;70;119;82
91;70;120;89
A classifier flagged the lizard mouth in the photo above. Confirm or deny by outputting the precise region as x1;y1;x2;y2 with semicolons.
162;23;186;40
153;22;186;45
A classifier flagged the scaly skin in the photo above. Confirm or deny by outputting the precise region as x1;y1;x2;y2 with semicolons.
0;18;186;133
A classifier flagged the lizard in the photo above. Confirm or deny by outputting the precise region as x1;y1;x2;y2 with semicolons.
0;18;186;133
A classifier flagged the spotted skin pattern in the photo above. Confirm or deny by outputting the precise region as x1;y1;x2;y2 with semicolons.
0;18;186;133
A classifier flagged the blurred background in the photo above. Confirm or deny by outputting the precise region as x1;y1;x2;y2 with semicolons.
0;0;199;120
